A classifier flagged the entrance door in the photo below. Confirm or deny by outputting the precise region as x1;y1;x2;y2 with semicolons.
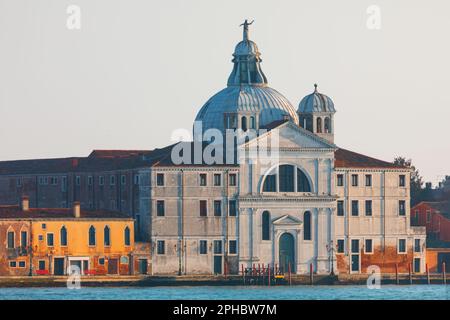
414;258;421;273
54;258;65;275
213;256;222;274
279;233;295;273
138;259;148;274
351;239;360;273
437;253;450;272
108;258;119;274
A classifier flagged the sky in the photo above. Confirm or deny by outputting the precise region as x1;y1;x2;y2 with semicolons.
0;0;449;185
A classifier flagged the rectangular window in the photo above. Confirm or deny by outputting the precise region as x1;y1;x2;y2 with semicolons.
18;261;26;268
88;176;93;186
42;223;46;230
351;174;358;187
47;233;54;247
214;200;222;216
229;173;237;186
199;200;207;217
199;174;207;186
99;176;104;186
16;177;22;187
7;231;15;249
9;261;17;268
20;231;27;247
156;173;164;186
414;239;421;253
38;260;45;270
337;200;344;216
426;210;431;222
365;200;372;216
61;176;67;192
213;240;222;254
351;239;359;254
50;177;58;185
121;175;126;185
156;200;165;217
398;239;406;253
199;240;207;254
337;239;345;253
229;240;237;254
228;200;237;217
337;174;344;187
75;176;81;186
134;174;140;185
110;175;115;185
99;258;105;265
214;174;221;186
365;239;373;254
365;174;372;187
351;200;359;216
399;175;406;187
157;240;165;255
399;200;406;216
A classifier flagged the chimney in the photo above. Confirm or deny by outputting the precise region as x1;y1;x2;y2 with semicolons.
73;201;81;218
20;196;30;211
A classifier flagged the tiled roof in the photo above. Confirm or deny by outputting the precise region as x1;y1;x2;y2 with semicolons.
420;201;450;217
334;148;406;169
0;205;132;220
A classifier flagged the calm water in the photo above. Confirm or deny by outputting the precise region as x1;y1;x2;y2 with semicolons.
0;285;448;300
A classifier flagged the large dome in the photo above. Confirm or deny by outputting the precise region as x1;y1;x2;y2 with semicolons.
195;86;299;132
194;20;298;133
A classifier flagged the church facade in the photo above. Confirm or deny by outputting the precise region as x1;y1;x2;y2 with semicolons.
0;23;426;275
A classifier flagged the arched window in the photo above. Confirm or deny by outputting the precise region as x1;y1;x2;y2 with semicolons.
316;118;322;133
324;117;331;133
124;226;131;246
262;211;270;240
241;116;248;131
60;226;68;246
303;211;311;240
262;165;312;193
250;116;256;129
297;169;312;192
89;226;96;246
104;226;111;246
279;165;295;192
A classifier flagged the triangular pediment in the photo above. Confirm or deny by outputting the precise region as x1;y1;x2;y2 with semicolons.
242;121;336;150
272;214;302;225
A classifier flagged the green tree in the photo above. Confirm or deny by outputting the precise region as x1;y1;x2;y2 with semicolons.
393;157;424;205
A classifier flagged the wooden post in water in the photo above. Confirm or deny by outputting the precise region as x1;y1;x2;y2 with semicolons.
408;263;412;285
268;263;271;287
288;262;292;286
426;263;430;285
309;263;314;285
242;264;245;285
395;263;399;285
252;263;255;276
443;262;446;285
224;261;227;279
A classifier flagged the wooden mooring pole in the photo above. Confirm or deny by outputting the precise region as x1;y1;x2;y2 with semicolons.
395;263;399;285
268;263;271;287
309;263;314;285
426;263;430;285
443;262;446;285
408;263;412;285
288;263;292;286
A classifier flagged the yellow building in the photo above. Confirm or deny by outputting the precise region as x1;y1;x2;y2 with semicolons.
0;197;148;276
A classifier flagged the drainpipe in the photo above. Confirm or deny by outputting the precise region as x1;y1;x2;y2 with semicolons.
224;169;229;275
28;220;33;276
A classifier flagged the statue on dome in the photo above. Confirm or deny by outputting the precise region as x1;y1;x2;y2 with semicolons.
240;19;254;41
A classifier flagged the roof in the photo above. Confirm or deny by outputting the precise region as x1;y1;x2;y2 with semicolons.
0;205;133;220
418;201;450;217
334;148;407;169
0;145;174;175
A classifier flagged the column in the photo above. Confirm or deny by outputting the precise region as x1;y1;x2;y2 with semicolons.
316;208;329;273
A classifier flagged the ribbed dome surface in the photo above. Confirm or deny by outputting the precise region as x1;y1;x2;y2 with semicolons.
195;85;299;132
298;86;335;113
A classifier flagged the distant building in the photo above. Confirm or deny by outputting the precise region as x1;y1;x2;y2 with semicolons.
411;201;450;272
0;23;426;275
0;196;149;276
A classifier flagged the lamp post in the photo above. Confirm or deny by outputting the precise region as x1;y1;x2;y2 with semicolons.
326;240;335;275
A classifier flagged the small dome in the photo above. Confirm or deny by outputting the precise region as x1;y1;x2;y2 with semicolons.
234;40;259;56
195;86;299;133
298;84;336;113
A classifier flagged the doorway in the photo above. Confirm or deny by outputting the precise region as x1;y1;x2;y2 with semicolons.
54;258;65;275
279;233;295;273
214;256;222;274
138;259;148;274
351;239;360;273
414;258;421;273
108;258;119;274
437;253;450;272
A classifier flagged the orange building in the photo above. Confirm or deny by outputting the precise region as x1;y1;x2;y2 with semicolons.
0;197;149;276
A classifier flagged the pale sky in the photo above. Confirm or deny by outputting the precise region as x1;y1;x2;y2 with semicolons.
0;0;449;185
